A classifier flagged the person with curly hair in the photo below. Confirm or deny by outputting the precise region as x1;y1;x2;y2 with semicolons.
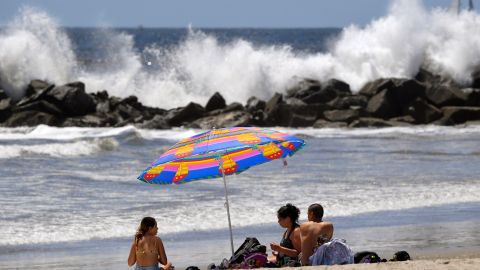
269;203;301;267
128;217;173;270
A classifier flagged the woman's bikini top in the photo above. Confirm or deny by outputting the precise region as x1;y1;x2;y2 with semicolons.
136;238;159;257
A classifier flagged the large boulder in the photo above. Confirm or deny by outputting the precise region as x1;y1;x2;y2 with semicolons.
276;103;329;127
166;102;205;126
323;109;360;123
205;92;226;111
472;67;480;88
405;98;442;124
359;78;395;97
437;106;480;125
366;79;426;119
264;93;284;125
13;100;63;115
313;119;348;128
62;115;104;127
286;78;351;104
245;96;266;112
327;95;368;110
424;84;468;107
461;88;480;106
189;110;251;129
16;80;55;107
46;82;96;116
137;115;170;129
0;91;12;122
349;117;411;128
4;111;62;127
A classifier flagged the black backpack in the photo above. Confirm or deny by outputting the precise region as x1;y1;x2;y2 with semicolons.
354;251;384;264
228;237;267;265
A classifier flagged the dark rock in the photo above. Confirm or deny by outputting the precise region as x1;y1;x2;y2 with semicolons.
471;67;480;88
425;84;467;107
366;89;396;119
287;78;350;104
286;78;321;99
116;103;143;120
92;90;109;101
245;96;266;112
461;88;480;106
189;110;251;129
390;115;416;124
366;79;426;119
166;102;205;126
349;117;404;128
284;98;307;106
13;100;63;115
137;115;170;129
46;82;96;116
406;98;442;124
264;93;283;125
16;82;55;107
207;102;244;116
62;115;104;127
0;97;11;111
415;68;445;85
323;109;359;123
0;89;8;100
25;80;53;97
275;103;329;127
4;111;62;127
302;79;350;104
313;119;348;128
359;79;395;97
205;92;226;111
437;106;480;125
328;95;368;110
0;98;12;122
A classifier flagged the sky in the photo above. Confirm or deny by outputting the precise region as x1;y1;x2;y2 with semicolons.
0;0;458;28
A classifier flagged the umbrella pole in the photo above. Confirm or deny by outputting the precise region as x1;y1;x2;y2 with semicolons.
221;168;235;257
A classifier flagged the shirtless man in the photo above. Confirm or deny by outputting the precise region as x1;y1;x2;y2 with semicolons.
299;203;334;265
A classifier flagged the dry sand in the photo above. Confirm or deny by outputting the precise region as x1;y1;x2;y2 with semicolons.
293;258;480;270
261;253;480;270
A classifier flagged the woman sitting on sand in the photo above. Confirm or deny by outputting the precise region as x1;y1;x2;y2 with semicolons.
128;217;173;270
269;203;301;267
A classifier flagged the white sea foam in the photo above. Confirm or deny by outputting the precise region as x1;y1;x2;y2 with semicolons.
0;6;76;100
0;138;118;158
1;124;480;142
1;1;480;108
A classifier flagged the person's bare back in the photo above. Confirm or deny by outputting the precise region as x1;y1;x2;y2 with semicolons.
299;204;334;265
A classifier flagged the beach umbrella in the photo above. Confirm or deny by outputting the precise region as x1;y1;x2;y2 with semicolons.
137;126;305;255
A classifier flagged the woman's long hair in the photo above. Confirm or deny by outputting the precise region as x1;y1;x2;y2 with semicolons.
135;217;157;244
277;203;300;229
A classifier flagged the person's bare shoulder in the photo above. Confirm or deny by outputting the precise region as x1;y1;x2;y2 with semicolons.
300;221;313;233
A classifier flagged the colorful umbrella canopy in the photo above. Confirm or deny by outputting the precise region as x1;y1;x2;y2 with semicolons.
138;127;305;184
137;126;305;256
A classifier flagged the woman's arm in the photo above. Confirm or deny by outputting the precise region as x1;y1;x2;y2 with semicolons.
270;243;299;258
127;240;137;267
157;237;172;269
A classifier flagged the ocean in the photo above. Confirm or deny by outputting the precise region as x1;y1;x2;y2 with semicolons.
1;1;480;269
0;126;479;269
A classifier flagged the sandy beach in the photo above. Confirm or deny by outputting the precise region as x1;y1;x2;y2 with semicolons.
292;258;480;270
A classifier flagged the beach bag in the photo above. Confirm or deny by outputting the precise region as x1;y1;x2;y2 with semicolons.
228;237;267;265
238;252;268;269
390;251;411;261
354;251;383;263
